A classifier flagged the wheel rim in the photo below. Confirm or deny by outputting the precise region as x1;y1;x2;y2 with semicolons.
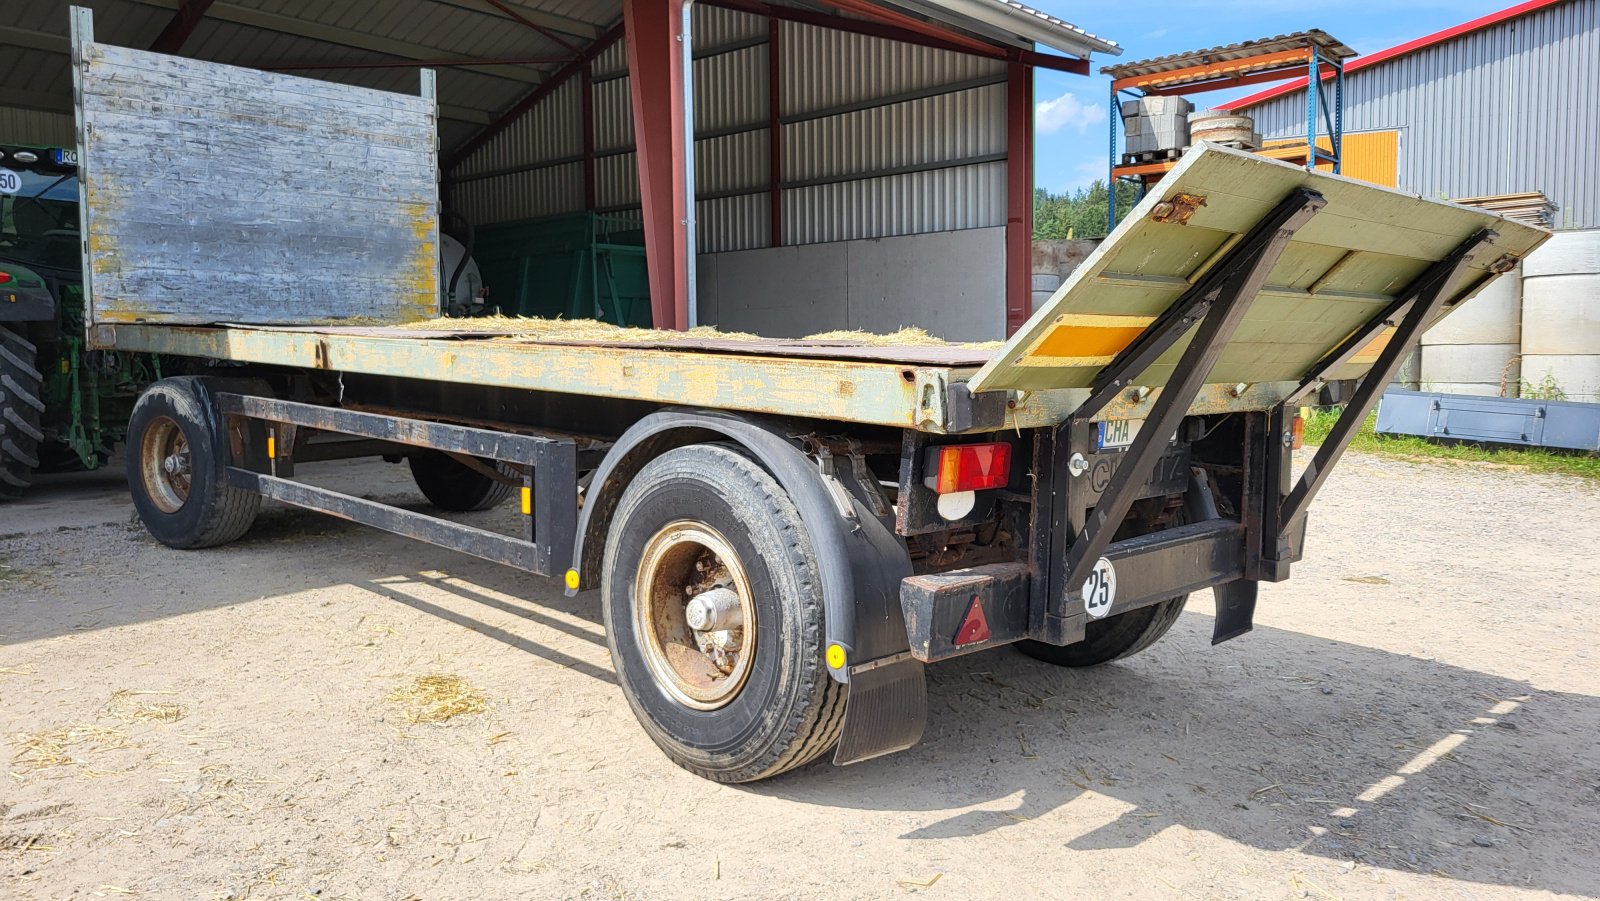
139;415;192;514
634;521;758;711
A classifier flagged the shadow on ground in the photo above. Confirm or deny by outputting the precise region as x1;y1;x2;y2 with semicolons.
4;464;1597;895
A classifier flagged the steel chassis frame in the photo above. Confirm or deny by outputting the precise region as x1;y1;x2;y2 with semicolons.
215;393;579;577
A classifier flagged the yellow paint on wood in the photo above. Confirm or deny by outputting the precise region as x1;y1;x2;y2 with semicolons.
1350;327;1396;363
1263;130;1399;188
1033;315;1153;357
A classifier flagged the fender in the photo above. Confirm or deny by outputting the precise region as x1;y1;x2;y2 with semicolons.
567;409;926;765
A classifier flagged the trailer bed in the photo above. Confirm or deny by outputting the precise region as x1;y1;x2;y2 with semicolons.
91;321;1298;434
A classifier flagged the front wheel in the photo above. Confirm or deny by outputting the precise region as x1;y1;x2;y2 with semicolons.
126;377;260;549
601;444;845;783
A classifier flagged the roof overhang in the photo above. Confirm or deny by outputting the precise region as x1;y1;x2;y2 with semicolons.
880;0;1121;57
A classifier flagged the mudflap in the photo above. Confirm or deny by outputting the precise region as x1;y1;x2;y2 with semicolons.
834;656;927;766
1211;579;1258;645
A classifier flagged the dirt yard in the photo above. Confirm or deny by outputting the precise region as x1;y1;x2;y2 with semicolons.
2;451;1598;900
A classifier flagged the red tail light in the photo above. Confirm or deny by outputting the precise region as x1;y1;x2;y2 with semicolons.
0;271;12;285
924;442;1012;494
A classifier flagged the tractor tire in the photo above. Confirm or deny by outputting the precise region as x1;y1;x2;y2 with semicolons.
126;377;261;549
408;451;515;512
601;443;846;783
1016;593;1190;667
0;325;45;501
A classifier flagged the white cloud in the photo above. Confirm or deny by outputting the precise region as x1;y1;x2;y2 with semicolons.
1034;92;1107;136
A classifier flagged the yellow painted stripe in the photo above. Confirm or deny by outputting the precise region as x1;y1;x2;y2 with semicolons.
1350;327;1395;364
520;486;532;516
1029;314;1154;361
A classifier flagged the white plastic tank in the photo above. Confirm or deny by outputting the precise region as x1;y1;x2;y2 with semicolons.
440;233;484;316
1520;229;1600;402
1419;263;1523;396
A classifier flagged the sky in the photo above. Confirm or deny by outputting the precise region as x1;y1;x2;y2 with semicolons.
1028;0;1516;193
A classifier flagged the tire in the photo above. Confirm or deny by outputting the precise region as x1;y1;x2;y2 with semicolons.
601;443;846;783
1017;592;1189;667
126;377;261;549
0;324;45;501
408;451;515;512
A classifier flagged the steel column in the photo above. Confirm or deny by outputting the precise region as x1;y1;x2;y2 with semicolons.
626;0;690;331
1005;61;1033;336
582;64;596;211
150;0;214;54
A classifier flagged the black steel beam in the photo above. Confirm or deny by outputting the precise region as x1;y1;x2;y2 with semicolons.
1277;229;1498;537
216;394;566;464
228;469;554;574
1058;188;1327;603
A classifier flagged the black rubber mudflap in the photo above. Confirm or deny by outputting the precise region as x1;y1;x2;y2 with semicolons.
1212;579;1258;645
833;657;927;766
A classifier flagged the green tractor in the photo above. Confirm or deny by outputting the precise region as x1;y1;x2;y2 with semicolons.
1;144;162;500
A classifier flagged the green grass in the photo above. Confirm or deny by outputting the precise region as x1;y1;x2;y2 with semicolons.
1302;407;1600;484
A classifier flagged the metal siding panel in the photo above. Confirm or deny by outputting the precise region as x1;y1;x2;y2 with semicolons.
692;4;765;49
455;76;581;178
784;83;1005;182
0;106;76;146
594;74;634;152
697;193;770;253
452;161;585;226
597;151;641;210
694;45;766;133
1246;0;1597;227
780;20;1005;115
783;161;1006;245
696;129;767;195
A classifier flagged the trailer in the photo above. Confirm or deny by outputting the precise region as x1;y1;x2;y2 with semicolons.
66;11;1547;783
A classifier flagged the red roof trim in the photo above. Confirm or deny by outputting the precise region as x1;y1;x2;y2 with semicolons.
1221;0;1567;110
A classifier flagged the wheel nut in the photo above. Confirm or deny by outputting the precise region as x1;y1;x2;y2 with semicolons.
686;586;743;632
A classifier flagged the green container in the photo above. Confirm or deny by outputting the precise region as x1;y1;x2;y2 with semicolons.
472;212;652;327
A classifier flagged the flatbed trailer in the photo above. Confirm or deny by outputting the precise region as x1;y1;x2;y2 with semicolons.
64;11;1547;782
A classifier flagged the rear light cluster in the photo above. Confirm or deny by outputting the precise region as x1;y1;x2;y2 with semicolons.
0;271;11;285
923;442;1012;495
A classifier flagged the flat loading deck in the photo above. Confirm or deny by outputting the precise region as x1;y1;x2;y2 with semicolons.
89;322;1303;434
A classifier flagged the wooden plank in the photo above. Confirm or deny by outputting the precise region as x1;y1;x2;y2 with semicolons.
969;145;1549;395
77;39;440;326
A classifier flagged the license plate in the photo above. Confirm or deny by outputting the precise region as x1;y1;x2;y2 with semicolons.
1096;419;1141;450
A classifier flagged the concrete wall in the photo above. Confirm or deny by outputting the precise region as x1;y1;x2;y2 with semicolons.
696;227;1005;340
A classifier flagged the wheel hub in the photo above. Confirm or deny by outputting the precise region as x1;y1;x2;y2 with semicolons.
635;523;758;711
139;416;193;514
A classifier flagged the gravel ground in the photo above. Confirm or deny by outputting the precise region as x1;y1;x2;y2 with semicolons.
2;452;1598;900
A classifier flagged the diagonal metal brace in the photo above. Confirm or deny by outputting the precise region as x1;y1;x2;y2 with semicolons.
1060;188;1328;603
1076;187;1327;424
1277;228;1498;538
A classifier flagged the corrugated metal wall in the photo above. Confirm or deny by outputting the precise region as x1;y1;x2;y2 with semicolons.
1245;0;1598;228
449;7;1010;252
0;107;74;147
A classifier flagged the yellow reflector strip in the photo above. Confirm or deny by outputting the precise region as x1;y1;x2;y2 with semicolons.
826;644;847;669
564;569;581;590
266;434;275;459
520;486;532;515
1028;314;1153;363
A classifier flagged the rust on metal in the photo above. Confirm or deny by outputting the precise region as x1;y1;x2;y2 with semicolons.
1150;193;1207;225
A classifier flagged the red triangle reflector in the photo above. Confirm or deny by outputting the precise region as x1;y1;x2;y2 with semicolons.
953;595;991;646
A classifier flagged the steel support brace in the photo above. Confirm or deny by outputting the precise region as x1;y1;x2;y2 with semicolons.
1276;229;1498;544
1058;188;1327;604
215;394;578;576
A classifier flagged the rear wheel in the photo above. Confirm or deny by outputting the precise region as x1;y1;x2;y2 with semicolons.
0;324;45;501
126;377;260;548
408;451;515;512
1016;593;1189;667
602;444;845;783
